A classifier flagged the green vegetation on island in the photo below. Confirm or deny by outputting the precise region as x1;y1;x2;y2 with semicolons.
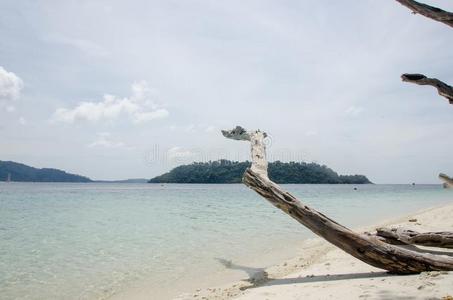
0;161;92;182
148;160;372;184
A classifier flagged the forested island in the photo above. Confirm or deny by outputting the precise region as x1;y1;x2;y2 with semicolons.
0;161;92;182
148;160;371;184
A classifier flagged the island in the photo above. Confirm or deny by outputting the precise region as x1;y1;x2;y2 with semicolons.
148;160;372;184
0;161;92;182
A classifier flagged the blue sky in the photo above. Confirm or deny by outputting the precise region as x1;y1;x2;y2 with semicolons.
1;0;452;182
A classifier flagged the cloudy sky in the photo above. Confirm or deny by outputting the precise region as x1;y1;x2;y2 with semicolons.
1;0;452;182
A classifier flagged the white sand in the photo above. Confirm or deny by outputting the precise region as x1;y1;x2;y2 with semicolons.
176;204;453;300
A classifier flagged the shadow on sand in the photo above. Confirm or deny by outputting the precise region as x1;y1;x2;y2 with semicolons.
214;257;400;292
214;258;269;283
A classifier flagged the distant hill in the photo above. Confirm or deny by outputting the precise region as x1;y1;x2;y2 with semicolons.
148;160;372;184
95;178;148;183
0;161;92;182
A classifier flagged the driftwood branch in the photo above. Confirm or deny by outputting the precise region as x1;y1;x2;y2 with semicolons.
377;228;453;249
439;173;453;188
222;126;453;274
395;0;453;28
401;74;453;105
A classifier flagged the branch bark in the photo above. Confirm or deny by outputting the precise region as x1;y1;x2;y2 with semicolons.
439;173;453;188
401;74;453;105
222;126;453;274
377;228;453;249
395;0;453;28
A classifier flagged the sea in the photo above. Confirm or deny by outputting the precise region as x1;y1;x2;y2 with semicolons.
1;183;452;299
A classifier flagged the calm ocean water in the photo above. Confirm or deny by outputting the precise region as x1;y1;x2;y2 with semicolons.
1;183;452;299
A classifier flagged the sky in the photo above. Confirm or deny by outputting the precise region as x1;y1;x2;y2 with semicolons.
0;0;452;183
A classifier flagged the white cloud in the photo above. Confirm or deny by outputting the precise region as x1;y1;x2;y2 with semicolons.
133;109;169;124
305;130;318;136
88;132;128;149
169;124;216;133
52;81;169;124
18;117;27;125
6;105;16;113
345;105;364;116
0;66;23;112
184;124;196;132
45;35;109;57
167;146;196;159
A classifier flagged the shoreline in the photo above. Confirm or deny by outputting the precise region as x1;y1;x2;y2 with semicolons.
175;203;453;300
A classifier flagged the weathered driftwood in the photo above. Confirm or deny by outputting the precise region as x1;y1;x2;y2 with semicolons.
377;227;453;249
222;126;453;274
395;0;453;28
401;74;453;105
439;173;453;188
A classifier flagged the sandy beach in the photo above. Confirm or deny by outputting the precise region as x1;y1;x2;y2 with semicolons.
176;203;453;300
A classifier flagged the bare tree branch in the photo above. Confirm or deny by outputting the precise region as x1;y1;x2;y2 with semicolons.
439;173;453;188
401;74;453;105
395;0;453;28
222;126;453;274
377;227;453;249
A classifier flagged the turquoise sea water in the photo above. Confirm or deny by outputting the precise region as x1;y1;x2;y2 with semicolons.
1;183;452;300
